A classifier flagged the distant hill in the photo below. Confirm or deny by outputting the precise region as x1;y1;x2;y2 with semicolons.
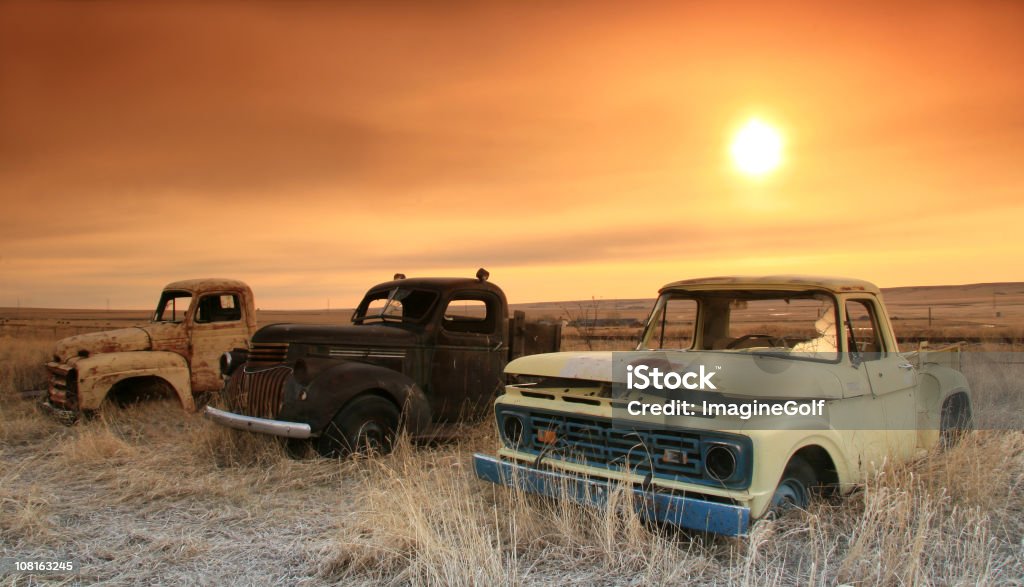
3;282;1023;334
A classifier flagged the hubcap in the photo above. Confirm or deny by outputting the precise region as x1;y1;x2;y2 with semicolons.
770;478;808;514
357;422;385;451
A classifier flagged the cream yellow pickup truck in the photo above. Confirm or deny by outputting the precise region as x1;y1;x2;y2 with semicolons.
474;276;972;535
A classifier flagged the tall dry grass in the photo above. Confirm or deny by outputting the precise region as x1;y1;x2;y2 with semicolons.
1;331;1022;584
308;429;1023;586
0;336;55;445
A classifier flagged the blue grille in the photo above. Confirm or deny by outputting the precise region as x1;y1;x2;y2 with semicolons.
498;407;753;489
513;410;704;481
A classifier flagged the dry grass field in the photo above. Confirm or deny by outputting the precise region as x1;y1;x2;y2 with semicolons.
2;284;1024;585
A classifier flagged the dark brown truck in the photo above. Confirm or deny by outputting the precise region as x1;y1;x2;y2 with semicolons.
204;270;561;456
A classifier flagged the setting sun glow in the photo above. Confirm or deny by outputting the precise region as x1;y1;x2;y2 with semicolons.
731;119;784;176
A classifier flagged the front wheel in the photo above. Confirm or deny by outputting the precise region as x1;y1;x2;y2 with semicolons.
316;395;400;458
766;457;817;519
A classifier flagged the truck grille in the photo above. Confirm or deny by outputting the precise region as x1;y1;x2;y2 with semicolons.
226;366;291;419
46;363;77;409
247;342;289;368
511;410;705;481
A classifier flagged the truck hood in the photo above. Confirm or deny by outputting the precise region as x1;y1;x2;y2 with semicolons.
252;323;419;347
54;327;152;362
506;350;845;400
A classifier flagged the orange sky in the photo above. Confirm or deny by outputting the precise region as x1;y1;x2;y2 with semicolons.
1;1;1022;310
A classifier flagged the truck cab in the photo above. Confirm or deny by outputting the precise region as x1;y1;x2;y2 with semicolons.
353;275;510;422
43;278;256;420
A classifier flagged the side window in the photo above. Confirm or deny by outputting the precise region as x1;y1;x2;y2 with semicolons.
195;293;242;323
845;299;884;356
442;297;495;334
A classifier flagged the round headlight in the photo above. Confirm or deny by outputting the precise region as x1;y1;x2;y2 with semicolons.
219;352;236;377
705;444;738;482
219;349;250;377
502;414;526;446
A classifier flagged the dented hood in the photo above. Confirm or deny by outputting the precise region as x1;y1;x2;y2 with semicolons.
54;327;152;361
506;350;845;400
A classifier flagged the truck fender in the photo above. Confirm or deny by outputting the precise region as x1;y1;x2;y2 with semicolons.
72;351;194;412
930;366;971;407
782;435;851;487
917;366;972;429
749;433;851;520
280;361;432;436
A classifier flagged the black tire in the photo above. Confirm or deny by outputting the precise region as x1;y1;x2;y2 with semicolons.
766;457;817;519
316;395;400;458
940;394;973;449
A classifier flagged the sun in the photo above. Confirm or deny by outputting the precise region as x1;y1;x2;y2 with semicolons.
730;119;784;176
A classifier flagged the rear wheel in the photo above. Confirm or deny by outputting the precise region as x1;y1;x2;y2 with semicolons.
766;457;816;519
316;395;399;458
940;393;973;448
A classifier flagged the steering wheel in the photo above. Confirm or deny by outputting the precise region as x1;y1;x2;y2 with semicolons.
726;334;786;350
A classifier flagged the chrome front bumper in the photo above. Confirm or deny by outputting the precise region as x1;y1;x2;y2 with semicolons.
203;406;312;439
473;454;750;536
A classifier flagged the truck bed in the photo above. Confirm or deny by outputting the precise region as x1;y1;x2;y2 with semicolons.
903;341;963;372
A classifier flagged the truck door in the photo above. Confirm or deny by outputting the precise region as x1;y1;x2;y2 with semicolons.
189;292;251;392
430;291;505;421
845;298;918;462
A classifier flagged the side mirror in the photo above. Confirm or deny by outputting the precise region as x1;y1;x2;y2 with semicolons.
220;348;249;378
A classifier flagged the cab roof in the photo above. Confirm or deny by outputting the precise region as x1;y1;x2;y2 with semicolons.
660;275;881;295
365;276;505;297
163;278;252;293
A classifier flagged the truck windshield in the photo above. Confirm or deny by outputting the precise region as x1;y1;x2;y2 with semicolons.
154;291;193;323
353;288;438;324
640;290;838;360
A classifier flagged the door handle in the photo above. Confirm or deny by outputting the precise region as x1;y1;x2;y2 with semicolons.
897;362;914;370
